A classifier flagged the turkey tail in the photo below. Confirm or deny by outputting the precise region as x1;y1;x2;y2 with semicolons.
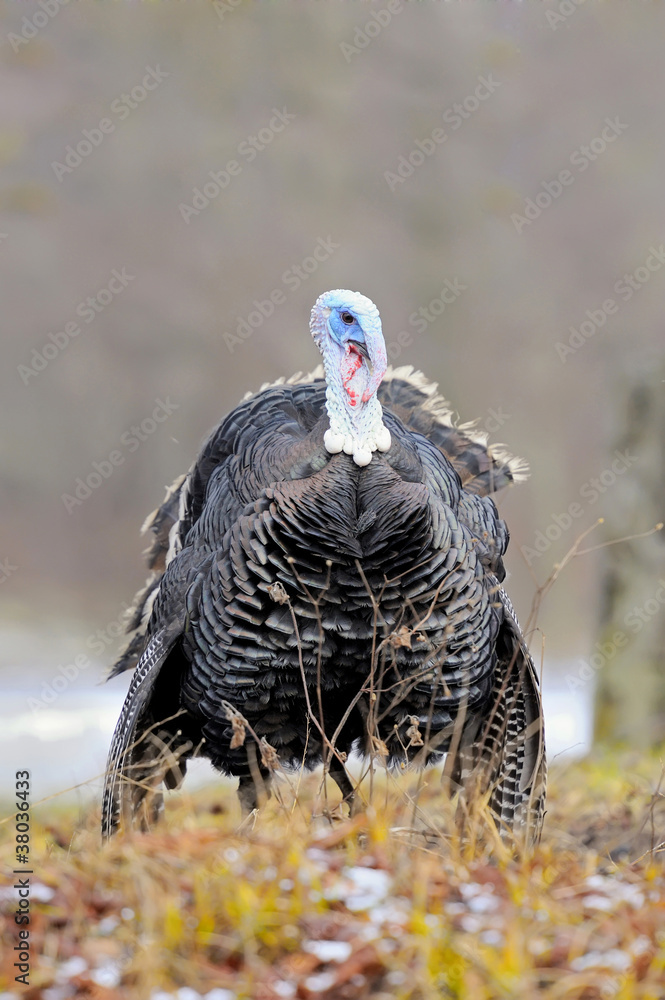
102;627;191;838
140;473;187;572
108;474;187;679
478;592;546;844
380;366;529;497
485;660;545;843
445;590;546;846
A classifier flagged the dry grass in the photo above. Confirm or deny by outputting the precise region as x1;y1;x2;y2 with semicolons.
1;751;664;1000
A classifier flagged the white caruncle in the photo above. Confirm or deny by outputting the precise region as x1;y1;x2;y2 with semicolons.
322;393;391;467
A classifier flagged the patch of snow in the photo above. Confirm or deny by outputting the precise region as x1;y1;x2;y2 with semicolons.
584;894;613;911
570;949;632;972
583;875;645;910
91;962;122;988
272;983;296;999
55;955;88;982
471;896;497;913
31;882;55;902
629;935;652;956
460;883;498;913
305;848;330;865
479;929;503;946
324;866;390;911
368;900;409;928
304;940;352;963
304;971;336;992
98;915;120;934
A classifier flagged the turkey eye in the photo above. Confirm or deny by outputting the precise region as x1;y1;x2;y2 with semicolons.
341;312;354;325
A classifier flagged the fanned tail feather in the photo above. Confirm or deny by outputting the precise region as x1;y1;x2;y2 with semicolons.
102;627;190;838
380;366;529;496
445;588;546;846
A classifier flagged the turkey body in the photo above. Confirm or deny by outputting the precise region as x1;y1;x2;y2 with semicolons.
103;368;545;841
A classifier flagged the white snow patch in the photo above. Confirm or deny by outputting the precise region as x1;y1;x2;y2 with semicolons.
324;866;391;911
304;940;352;963
304;971;336;992
570;949;632;972
91;962;122;988
55;956;88;981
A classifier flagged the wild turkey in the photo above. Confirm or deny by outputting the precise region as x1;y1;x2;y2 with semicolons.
102;290;546;842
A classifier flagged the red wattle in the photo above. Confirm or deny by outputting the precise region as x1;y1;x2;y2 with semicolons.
340;346;363;407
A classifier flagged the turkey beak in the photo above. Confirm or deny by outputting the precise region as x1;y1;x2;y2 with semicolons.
349;339;373;373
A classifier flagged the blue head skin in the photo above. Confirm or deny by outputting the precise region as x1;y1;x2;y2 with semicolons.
310;289;391;466
310;289;387;405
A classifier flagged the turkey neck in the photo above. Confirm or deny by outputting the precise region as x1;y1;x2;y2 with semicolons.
322;351;385;448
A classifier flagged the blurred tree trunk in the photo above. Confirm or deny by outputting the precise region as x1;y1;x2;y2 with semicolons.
594;358;665;748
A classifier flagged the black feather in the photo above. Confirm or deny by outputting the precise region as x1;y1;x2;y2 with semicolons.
104;366;545;841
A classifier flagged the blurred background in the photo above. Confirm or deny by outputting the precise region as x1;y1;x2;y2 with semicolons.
1;2;664;806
